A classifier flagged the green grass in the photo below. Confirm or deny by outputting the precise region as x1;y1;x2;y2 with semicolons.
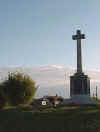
0;106;100;132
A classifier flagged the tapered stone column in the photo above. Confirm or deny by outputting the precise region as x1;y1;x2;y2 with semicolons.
72;30;85;73
77;39;82;73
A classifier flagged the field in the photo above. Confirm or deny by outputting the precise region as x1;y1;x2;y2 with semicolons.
0;106;100;132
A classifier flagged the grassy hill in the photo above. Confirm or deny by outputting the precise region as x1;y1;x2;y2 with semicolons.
0;106;100;132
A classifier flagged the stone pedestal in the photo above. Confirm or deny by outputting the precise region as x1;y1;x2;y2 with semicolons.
70;72;90;97
61;95;97;106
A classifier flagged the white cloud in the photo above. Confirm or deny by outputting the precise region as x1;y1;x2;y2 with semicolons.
0;65;100;98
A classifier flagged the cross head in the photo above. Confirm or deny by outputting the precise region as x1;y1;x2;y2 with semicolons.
72;30;85;40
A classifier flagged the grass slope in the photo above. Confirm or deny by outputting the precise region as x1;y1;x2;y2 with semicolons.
0;106;100;132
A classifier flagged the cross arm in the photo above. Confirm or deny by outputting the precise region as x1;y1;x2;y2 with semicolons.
72;34;85;40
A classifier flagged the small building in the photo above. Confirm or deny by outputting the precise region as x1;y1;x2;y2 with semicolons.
31;98;51;106
31;95;64;107
45;95;64;106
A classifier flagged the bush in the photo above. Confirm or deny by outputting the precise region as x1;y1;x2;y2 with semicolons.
2;72;38;107
0;84;7;109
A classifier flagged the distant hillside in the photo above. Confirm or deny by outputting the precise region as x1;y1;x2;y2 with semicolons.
0;65;100;98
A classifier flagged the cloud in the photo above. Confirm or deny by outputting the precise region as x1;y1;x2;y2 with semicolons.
0;65;100;98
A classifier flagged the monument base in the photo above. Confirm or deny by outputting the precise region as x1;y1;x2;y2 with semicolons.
70;72;90;97
70;95;97;105
61;95;97;106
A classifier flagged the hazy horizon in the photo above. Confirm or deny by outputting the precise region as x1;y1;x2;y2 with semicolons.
0;65;100;98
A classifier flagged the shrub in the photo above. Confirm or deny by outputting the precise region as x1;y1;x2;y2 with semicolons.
0;84;7;109
2;72;37;106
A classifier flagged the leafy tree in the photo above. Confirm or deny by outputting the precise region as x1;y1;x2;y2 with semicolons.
2;72;37;106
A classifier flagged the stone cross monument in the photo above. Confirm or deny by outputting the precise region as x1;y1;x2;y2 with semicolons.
70;30;90;97
72;30;85;73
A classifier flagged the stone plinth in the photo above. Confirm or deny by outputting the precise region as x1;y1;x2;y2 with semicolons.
70;72;90;97
61;95;97;106
70;95;97;105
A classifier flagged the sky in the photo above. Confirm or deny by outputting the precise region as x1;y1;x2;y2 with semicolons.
0;0;100;69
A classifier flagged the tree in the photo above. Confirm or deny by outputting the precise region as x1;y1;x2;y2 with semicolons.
2;72;37;106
